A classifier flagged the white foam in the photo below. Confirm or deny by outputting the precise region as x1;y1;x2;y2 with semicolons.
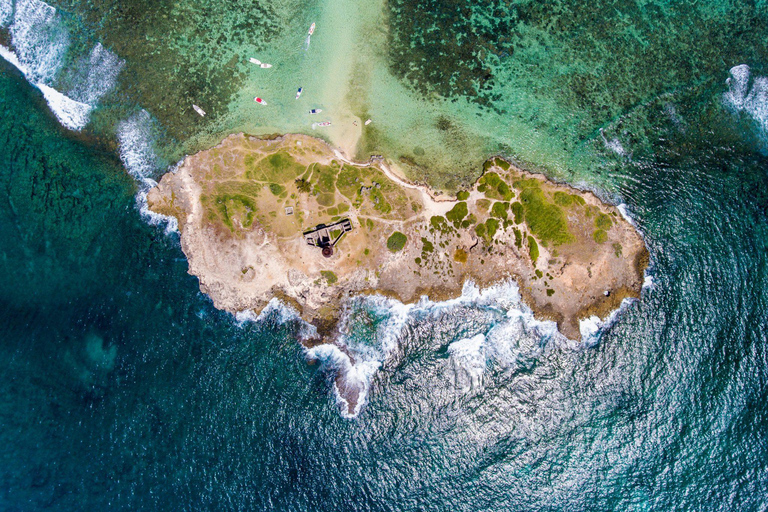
69;42;124;105
0;0;12;26
448;334;487;392
0;1;124;131
724;64;768;137
600;128;628;157
579;297;636;348
10;0;69;84
38;83;92;130
117;110;158;179
305;343;378;418
116;110;180;233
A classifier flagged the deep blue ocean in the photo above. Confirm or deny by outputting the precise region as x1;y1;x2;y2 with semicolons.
1;0;768;510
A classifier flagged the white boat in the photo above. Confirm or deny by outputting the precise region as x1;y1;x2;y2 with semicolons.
254;97;268;105
260;63;272;69
317;121;331;127
309;108;322;114
249;58;261;65
296;87;303;99
192;104;206;117
308;22;316;35
364;118;372;125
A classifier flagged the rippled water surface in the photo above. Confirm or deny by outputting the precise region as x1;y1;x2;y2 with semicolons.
1;0;767;510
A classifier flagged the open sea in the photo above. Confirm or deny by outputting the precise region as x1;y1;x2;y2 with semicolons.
1;0;767;509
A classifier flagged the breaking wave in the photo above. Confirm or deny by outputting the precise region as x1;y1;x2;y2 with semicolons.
0;0;122;130
299;280;630;418
117;110;178;233
724;64;768;138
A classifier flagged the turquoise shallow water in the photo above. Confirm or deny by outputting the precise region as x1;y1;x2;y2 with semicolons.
1;0;768;509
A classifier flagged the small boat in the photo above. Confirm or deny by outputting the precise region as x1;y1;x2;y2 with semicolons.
296;87;303;100
364;118;372;125
192;104;206;117
254;97;268;105
309;108;322;114
312;121;331;129
249;58;261;65
260;63;272;69
308;22;316;35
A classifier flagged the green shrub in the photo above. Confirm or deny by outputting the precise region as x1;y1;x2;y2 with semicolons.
321;271;338;285
268;183;284;195
520;188;572;245
446;201;468;227
491;201;509;220
511;202;524;223
513;228;523;248
595;213;613;230
546;288;555;296
553;191;573;206
475;223;486;238
456;190;470;201
421;237;434;252
528;236;539;262
612;242;623;257
387;231;407;252
593;229;608;243
485;218;499;239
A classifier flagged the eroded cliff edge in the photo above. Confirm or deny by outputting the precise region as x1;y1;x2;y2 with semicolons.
148;133;647;344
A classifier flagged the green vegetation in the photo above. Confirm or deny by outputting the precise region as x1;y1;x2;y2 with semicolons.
485;218;499;239
475;223;486;238
446;201;468;227
206;193;258;231
511;202;524;224
268;183;284;196
387;231;407;252
518;186;572;245
321;270;338;285
295;178;311;193
454;248;468;263
421;237;434;252
456;190;470;201
461;214;477;229
613;242;623;257
491;201;509;220
593;229;608;243
535;269;543;278
595;213;613;230
513;228;523;248
546;288;555;296
528;236;539;262
553;191;573;206
494;157;511;171
478;172;513;201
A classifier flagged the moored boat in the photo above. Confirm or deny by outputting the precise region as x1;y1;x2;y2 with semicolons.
254;97;268;105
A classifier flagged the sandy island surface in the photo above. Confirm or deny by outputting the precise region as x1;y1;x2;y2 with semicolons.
147;133;648;414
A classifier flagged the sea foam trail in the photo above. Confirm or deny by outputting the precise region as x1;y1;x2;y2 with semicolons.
724;64;768;138
0;0;123;130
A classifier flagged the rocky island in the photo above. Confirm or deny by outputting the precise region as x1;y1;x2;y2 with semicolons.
147;133;647;411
